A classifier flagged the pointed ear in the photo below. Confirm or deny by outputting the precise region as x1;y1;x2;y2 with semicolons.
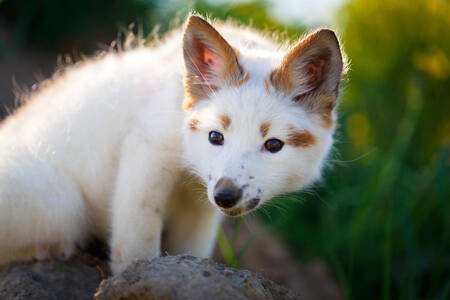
271;29;344;113
182;15;243;109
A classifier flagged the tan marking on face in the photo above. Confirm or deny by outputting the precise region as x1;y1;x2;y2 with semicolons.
220;115;231;129
321;113;334;129
260;122;270;138
234;72;250;87
189;118;199;130
264;78;271;93
183;96;196;110
286;125;316;147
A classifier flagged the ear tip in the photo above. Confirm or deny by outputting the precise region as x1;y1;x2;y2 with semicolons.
308;28;342;56
187;14;203;22
185;14;209;28
314;28;339;42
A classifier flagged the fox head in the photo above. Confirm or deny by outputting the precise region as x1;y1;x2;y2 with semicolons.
181;15;345;217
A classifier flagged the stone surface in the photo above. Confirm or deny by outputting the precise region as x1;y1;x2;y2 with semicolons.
0;255;106;300
94;255;300;300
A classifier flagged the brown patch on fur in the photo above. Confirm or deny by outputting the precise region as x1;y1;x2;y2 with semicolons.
234;72;250;87
220;115;231;129
315;95;337;113
260;122;270;137
264;78;270;93
321;113;334;129
286;125;316;147
183;97;196;110
183;15;244;110
189;118;199;130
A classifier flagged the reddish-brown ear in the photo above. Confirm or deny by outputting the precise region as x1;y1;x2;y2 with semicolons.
183;15;243;109
271;29;344;113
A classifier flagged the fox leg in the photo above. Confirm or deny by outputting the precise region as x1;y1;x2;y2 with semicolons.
0;157;89;265
165;183;222;258
109;128;181;274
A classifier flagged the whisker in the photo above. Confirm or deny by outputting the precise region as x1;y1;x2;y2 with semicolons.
327;148;375;164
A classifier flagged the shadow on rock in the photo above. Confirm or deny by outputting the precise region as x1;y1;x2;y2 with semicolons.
0;255;106;300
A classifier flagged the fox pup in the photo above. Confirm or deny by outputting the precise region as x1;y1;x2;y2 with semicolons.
0;15;345;274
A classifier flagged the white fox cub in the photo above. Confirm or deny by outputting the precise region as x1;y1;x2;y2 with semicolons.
0;15;345;273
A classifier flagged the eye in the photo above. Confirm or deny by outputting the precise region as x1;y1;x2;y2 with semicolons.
209;131;224;146
264;139;284;153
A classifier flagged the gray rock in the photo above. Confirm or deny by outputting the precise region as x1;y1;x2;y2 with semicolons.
0;254;299;300
94;255;300;300
0;256;106;300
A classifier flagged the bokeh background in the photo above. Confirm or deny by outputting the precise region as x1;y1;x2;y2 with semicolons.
0;0;448;299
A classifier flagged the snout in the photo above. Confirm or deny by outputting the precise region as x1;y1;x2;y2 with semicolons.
214;177;242;208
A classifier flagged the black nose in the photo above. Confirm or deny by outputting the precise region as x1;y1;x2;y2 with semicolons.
214;177;242;208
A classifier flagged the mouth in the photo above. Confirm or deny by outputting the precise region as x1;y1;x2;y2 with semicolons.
219;197;260;217
220;207;247;217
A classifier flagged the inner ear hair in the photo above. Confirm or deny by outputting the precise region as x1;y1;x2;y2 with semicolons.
270;28;345;114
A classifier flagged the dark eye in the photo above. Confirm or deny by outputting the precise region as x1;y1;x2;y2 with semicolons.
209;131;224;146
264;139;284;153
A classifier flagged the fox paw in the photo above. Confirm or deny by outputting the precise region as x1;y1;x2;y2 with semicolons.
11;242;76;263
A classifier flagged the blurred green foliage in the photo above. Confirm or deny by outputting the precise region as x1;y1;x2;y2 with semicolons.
0;0;157;52
191;0;305;37
260;1;450;299
0;0;448;299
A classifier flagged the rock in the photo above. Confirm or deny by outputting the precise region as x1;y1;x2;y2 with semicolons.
94;255;300;300
0;255;106;300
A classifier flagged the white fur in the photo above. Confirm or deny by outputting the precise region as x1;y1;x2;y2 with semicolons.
0;19;337;274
